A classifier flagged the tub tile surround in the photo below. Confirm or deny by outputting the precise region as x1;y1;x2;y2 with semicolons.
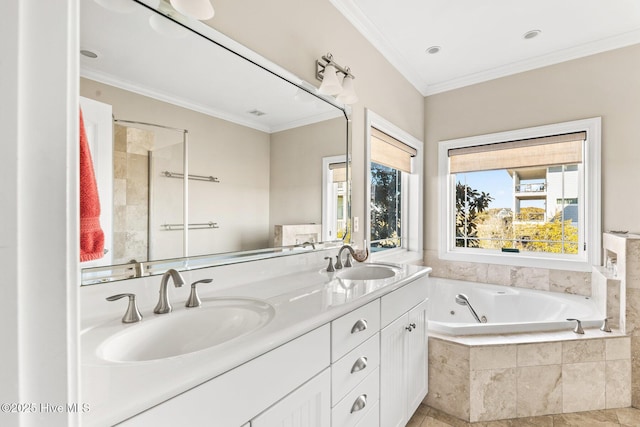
599;233;640;408
424;232;640;423
427;334;631;422
425;250;592;296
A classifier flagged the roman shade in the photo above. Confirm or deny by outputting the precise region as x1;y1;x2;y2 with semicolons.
448;131;586;174
329;162;347;182
371;127;417;173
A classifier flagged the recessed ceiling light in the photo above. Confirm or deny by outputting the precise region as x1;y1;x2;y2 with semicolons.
80;49;98;59
523;29;541;40
426;46;441;55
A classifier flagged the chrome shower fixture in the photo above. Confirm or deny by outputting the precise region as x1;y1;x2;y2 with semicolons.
455;293;483;324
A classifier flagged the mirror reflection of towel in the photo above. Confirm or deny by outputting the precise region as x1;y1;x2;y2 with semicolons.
79;108;105;261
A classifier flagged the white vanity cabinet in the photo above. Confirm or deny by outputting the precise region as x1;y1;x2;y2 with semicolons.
251;369;331;426
380;277;429;427
113;273;430;427
330;300;381;427
119;325;330;426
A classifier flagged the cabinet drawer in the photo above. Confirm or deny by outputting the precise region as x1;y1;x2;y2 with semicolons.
354;400;379;427
331;299;380;361
331;367;379;427
380;276;428;328
331;333;380;405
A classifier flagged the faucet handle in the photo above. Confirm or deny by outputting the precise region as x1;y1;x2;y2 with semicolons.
600;317;612;333
186;279;213;308
344;252;353;268
324;256;335;272
567;318;584;334
107;293;143;323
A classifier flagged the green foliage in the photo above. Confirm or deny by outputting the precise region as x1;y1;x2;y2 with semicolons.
456;183;493;247
371;163;401;248
515;220;579;254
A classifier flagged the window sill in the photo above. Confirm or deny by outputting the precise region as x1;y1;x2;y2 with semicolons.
439;249;592;272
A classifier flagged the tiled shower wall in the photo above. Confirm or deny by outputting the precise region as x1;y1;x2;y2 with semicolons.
112;125;152;265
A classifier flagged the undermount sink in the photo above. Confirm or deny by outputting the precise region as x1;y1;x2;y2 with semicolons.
97;298;275;362
336;264;399;281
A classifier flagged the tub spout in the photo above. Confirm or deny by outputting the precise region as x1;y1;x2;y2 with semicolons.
455;293;483;324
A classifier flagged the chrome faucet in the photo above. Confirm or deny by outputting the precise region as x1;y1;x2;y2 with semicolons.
335;243;369;269
154;269;185;314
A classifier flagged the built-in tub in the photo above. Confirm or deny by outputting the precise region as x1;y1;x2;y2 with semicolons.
427;277;603;335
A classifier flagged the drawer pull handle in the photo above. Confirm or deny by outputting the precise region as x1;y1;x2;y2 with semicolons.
350;356;368;374
406;322;417;332
350;394;367;413
351;319;368;334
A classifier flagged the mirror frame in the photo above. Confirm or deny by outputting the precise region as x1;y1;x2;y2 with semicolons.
80;0;351;285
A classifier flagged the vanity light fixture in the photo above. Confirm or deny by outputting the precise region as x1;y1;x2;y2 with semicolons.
316;53;358;104
170;0;214;20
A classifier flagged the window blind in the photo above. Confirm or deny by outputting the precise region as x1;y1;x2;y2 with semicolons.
329;162;347;182
371;127;417;173
448;131;586;174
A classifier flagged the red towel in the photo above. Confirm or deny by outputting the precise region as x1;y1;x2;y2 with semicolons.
79;108;105;261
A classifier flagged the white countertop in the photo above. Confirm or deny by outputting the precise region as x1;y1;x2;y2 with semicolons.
81;262;431;426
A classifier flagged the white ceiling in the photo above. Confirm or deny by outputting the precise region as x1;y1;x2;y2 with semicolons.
330;0;640;95
81;0;341;133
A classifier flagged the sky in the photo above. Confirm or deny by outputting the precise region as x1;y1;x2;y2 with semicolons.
458;170;512;209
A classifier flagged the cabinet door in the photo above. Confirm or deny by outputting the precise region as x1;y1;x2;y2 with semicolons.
379;313;409;427
405;299;428;417
252;368;331;427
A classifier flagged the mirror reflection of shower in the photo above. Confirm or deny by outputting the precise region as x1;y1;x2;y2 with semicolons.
112;119;187;265
455;293;487;323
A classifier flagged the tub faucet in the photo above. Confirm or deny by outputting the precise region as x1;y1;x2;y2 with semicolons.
600;317;612;333
455;293;484;324
567;318;584;334
335;243;369;269
154;269;185;314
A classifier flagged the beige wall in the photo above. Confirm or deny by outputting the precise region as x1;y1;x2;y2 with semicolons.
425;44;640;255
269;117;346;243
207;0;425;245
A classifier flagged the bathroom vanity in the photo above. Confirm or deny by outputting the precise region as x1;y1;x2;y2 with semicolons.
80;258;431;426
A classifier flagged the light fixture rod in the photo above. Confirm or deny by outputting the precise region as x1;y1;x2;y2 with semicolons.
316;53;355;80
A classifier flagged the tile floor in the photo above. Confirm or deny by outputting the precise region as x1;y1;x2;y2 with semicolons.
408;404;640;426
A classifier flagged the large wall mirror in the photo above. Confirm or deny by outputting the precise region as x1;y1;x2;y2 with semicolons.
80;0;350;285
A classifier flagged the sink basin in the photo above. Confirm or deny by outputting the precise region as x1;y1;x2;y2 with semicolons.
97;298;275;362
336;264;399;281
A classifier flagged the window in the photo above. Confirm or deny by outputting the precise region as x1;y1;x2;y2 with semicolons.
439;118;601;271
322;156;348;241
366;110;423;261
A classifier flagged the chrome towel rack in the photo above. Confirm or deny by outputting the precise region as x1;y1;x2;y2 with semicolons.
162;171;220;183
162;222;219;231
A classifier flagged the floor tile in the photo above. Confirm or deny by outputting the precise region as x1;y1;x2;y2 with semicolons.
407;403;640;427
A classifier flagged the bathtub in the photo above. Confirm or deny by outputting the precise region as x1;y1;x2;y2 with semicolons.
427;277;604;335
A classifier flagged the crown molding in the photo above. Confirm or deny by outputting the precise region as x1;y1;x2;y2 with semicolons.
424;29;640;96
329;0;640;97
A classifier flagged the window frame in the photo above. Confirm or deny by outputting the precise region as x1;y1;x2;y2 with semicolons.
438;117;601;272
365;109;423;263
